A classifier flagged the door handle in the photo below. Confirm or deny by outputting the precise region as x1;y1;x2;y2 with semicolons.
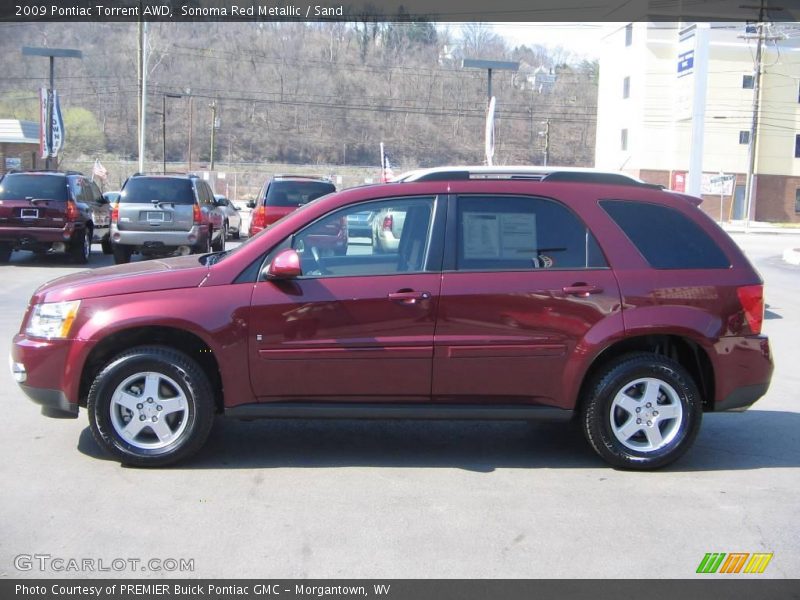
388;290;432;305
562;284;603;297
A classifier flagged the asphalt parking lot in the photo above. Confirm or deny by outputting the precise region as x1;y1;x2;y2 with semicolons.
1;233;798;579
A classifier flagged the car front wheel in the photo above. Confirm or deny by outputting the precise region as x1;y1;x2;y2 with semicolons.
581;352;702;470
87;346;215;467
112;244;133;264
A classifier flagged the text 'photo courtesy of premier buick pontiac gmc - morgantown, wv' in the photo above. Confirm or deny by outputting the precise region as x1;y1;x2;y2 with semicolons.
10;167;773;469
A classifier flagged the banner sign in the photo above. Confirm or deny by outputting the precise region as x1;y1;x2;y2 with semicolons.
39;87;49;159
51;90;65;156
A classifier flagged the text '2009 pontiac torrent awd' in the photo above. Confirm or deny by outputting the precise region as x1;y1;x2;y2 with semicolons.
10;167;773;469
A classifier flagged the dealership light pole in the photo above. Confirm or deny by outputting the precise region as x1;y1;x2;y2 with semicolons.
21;46;82;170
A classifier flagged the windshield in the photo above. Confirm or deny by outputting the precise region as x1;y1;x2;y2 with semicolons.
121;178;195;204
0;174;68;201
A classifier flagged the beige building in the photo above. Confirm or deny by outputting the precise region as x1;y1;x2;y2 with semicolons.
0;120;40;176
595;22;800;222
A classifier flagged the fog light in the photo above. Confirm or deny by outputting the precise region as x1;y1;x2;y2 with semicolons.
9;356;26;383
112;232;121;242
52;242;66;253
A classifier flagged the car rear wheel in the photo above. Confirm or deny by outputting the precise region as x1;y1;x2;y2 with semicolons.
101;235;113;255
112;244;133;264
0;243;11;263
87;346;215;467
212;224;226;251
193;230;212;254
70;227;91;264
581;352;702;470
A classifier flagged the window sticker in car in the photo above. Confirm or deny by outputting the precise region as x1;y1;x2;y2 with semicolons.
463;211;537;259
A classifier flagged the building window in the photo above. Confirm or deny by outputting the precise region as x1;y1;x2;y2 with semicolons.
623;76;630;99
739;131;750;145
742;74;755;89
796;134;800;158
797;81;800;103
625;24;633;46
621;129;628;151
796;189;800;214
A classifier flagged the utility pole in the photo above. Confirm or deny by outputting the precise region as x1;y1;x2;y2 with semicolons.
543;119;550;166
741;0;783;229
209;101;217;171
21;47;82;170
137;20;149;173
188;95;194;171
162;93;182;174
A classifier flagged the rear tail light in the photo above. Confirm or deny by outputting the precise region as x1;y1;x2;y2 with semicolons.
65;200;80;222
111;203;119;223
382;214;393;231
737;284;764;335
193;204;202;225
251;206;267;229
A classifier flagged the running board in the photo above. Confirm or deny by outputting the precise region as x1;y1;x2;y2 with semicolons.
225;403;573;421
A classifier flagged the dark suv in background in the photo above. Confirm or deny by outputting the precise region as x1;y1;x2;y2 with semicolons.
11;167;773;469
110;173;225;264
0;170;110;263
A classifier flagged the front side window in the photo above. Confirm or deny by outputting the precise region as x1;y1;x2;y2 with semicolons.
266;180;335;208
455;196;607;271
795;189;800;214
287;196;435;278
601;200;730;269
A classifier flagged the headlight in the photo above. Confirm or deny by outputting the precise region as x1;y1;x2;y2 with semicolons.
25;300;81;339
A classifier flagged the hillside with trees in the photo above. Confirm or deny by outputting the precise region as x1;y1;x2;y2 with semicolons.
0;21;598;173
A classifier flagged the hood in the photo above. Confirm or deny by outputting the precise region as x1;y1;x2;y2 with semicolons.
31;255;210;304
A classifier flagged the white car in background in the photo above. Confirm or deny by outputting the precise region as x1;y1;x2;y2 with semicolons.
214;194;243;239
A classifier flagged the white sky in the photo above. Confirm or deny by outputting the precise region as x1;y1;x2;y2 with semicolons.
492;23;607;59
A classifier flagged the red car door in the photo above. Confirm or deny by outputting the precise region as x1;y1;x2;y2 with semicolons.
249;196;444;402
432;194;622;409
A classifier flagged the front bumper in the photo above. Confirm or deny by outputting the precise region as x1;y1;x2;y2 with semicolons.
18;384;78;418
11;334;88;419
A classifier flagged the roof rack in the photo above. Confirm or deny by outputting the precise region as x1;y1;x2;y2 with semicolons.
131;171;199;178
393;166;664;189
272;174;332;181
4;169;83;176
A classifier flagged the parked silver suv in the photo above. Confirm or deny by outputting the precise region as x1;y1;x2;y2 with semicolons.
110;174;225;263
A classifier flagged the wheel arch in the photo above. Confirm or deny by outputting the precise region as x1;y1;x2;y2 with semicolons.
575;334;715;414
79;326;224;413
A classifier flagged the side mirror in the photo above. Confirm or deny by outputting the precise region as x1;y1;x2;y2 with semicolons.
265;248;302;279
246;200;256;209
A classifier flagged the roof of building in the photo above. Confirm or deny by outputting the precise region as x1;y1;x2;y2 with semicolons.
0;119;39;145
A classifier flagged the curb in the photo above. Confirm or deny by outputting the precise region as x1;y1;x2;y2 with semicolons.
782;248;800;266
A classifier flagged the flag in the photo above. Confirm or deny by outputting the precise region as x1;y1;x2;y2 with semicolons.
39;88;50;159
92;159;108;182
51;90;65;156
380;142;394;183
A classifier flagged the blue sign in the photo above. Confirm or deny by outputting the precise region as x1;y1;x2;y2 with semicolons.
677;50;694;76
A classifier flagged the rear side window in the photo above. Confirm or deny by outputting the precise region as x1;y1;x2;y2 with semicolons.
120;178;195;204
601;200;730;269
266;180;335;207
456;195;607;271
0;174;67;201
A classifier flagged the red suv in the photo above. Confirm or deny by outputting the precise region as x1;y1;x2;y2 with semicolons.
10;168;773;469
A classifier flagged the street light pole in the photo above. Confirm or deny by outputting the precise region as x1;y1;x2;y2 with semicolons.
21;46;82;170
209;101;218;171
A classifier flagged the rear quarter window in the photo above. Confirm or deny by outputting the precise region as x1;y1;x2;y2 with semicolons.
600;200;730;269
120;178;195;204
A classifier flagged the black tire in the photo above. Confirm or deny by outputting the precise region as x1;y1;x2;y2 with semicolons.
87;346;215;467
212;224;226;252
101;235;113;255
581;352;702;470
70;227;91;264
0;243;11;263
112;244;133;264
193;230;212;254
231;228;240;240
